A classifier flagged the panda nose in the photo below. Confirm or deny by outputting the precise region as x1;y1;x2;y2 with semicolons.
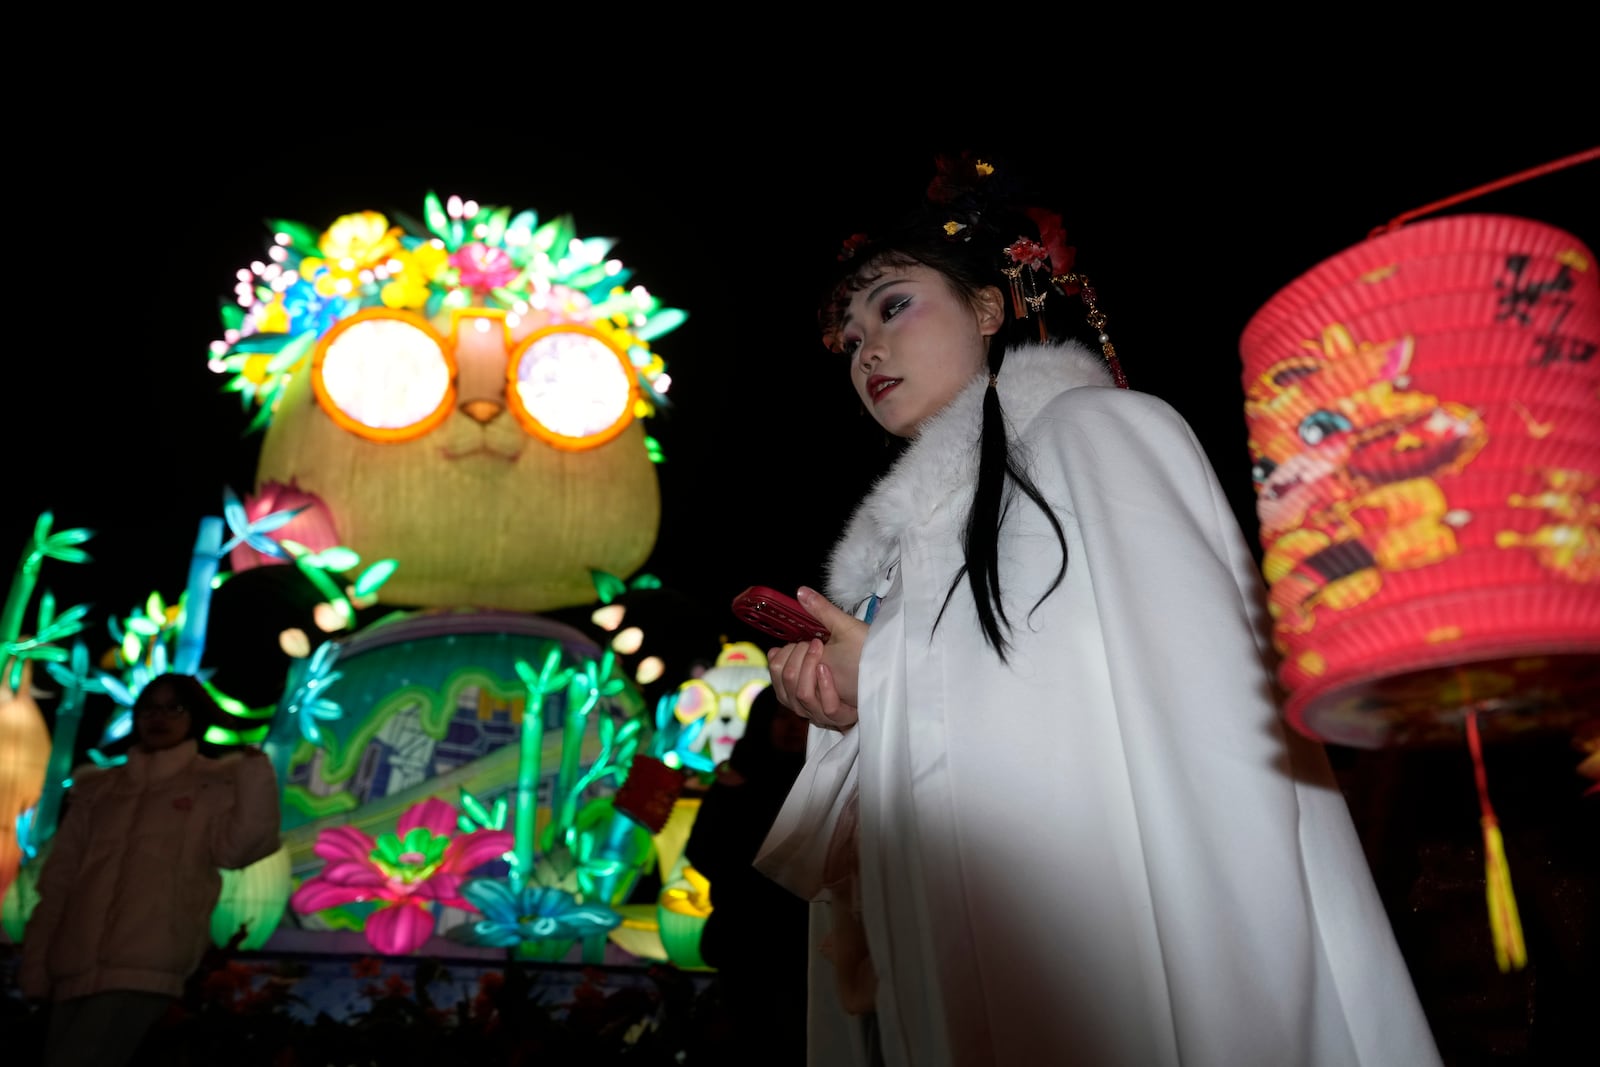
460;399;504;424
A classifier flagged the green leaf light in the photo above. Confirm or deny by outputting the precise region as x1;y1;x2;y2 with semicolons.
352;559;398;597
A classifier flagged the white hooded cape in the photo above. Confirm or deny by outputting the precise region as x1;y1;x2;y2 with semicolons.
756;342;1440;1067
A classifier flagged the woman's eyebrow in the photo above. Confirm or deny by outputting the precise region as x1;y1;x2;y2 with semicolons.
839;279;906;331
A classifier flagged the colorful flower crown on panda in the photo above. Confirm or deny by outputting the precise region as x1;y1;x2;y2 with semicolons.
208;191;686;434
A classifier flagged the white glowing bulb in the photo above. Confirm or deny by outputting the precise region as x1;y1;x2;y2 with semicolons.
506;313;522;329
224;329;240;343
473;317;492;333
655;373;672;394
473;223;488;239
591;604;627;632
270;246;288;262
447;195;464;218
611;626;645;655
208;357;228;373
605;259;622;275
463;199;479;217
251;260;268;276
635;656;665;686
334;278;354;295
279;628;312;658
630;285;650;301
236;268;252;282
512;300;529;314
358;269;375;285
313;603;345;633
339;257;356;272
274;232;292;245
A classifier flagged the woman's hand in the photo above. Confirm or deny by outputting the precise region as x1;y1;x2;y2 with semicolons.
767;587;867;731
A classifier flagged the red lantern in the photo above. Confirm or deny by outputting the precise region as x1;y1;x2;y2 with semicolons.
1241;213;1600;749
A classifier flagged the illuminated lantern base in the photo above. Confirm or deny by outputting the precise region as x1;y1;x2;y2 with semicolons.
212;844;293;950
1;842;48;944
1241;213;1600;747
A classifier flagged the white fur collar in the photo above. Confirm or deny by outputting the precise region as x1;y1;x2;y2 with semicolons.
824;341;1114;610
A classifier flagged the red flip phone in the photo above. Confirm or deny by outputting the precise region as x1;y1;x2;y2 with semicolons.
731;586;831;644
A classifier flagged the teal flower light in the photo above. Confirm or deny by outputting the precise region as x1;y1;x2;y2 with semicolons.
284;640;344;744
453;882;620;948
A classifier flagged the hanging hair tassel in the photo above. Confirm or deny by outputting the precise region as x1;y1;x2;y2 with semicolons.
1465;707;1527;973
1002;264;1028;318
1023;271;1049;341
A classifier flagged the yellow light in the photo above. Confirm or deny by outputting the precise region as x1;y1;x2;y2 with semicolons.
612;627;644;655
280;628;311;658
591;604;626;632
635;656;665;686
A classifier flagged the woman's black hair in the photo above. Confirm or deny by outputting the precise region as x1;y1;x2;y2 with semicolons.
818;154;1083;662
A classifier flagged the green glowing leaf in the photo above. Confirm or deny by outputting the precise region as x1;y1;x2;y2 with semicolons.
504;210;538;250
303;546;361;573
591;570;627;604
146;592;165;621
205;724;270;745
46;527;93;548
266;331;317;373
427;193;455;240
629;574;661;591
229;333;293;354
352;559;398;596
483;206;511;247
267;219;322;255
645;437;664;464
460;790;493;828
634;308;687;341
32;512;53;543
219;301;245;332
121;631;141;663
565;264;611;289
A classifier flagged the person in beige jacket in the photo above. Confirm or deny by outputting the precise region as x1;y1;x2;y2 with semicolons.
19;672;281;1067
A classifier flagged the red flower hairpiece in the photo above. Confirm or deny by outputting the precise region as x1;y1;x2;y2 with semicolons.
837;232;871;262
1004;237;1049;270
1025;206;1076;282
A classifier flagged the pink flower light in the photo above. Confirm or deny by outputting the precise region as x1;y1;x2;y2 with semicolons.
229;480;341;573
450;243;520;292
290;797;512;955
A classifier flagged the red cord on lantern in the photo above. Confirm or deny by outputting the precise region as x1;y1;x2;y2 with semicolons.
1370;146;1600;238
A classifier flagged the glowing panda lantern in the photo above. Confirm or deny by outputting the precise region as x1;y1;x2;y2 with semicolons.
211;194;683;612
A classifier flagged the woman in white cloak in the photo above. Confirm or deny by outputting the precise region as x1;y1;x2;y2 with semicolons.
753;155;1442;1067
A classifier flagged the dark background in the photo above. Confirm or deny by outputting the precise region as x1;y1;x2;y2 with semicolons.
5;81;1596;1062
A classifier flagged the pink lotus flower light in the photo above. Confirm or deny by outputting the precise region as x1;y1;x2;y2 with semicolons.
449;242;520;292
290;797;513;955
228;480;342;573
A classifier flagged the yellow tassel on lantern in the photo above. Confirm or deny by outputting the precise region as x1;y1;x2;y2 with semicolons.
1464;707;1527;973
1479;817;1527;973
